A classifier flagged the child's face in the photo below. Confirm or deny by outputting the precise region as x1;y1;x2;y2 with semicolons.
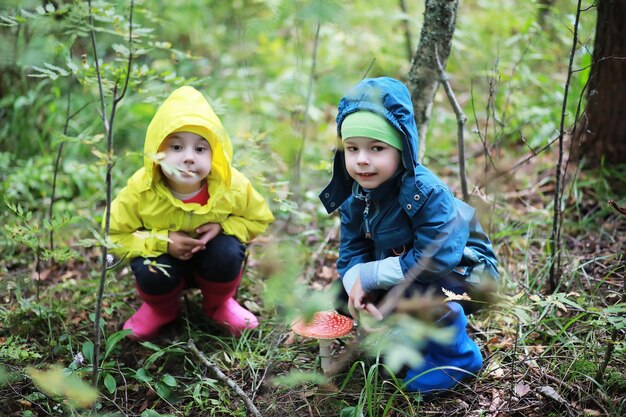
159;131;212;193
343;136;401;190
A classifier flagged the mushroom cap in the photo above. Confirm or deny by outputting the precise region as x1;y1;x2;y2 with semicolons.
291;310;354;339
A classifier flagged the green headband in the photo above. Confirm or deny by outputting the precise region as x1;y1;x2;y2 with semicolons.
340;111;403;151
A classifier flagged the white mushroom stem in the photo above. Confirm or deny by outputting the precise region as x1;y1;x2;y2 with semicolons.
290;311;354;376
318;339;333;375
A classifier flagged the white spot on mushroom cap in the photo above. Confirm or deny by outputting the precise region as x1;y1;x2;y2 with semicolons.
291;310;354;339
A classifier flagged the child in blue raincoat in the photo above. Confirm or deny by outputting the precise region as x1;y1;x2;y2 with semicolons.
320;77;499;394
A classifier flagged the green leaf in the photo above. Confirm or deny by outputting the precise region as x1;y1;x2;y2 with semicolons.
0;15;19;26
112;43;130;56
139;341;163;351
82;341;94;363
141;409;177;417
155;382;171;399
103;329;132;361
104;372;117;394
340;406;364;417
135;368;153;383
43;62;68;76
160;374;177;387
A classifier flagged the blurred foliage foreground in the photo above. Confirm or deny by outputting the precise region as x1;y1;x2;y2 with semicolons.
1;1;625;416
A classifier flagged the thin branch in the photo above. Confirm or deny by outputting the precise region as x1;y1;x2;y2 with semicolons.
292;20;321;204
608;200;626;216
595;328;620;383
187;339;263;417
376;235;448;319
469;30;535;182
549;0;582;292
469;79;498;173
361;57;376;80
304;223;338;282
49;96;93;248
48;92;95;252
88;1;109;133
49;68;73;252
476;134;559;189
595;199;626;383
250;332;289;401
89;0;135;399
482;68;496;173
398;0;413;62
434;45;468;201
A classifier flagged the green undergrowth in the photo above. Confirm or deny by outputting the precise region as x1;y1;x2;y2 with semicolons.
1;0;625;416
1;168;625;416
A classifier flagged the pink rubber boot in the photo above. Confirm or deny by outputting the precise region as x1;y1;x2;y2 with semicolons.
196;271;258;336
123;281;184;341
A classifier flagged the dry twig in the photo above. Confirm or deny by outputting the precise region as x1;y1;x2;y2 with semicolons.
434;44;468;201
187;339;263;417
304;223;338;281
608;200;626;216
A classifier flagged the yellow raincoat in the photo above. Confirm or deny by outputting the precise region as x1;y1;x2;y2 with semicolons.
107;86;274;259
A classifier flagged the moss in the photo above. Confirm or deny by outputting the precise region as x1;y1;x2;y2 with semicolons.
560;359;597;382
605;369;626;393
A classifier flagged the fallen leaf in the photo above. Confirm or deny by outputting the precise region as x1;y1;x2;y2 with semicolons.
243;299;261;313
318;265;335;281
486;335;515;351
442;287;472;302
489;388;504;412
484;360;505;379
32;268;52;281
537;385;566;404
514;381;531;398
526;344;545;354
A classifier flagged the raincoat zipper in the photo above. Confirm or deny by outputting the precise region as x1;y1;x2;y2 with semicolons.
363;193;372;239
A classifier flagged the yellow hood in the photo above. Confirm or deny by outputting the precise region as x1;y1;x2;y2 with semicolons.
142;86;233;189
106;86;274;259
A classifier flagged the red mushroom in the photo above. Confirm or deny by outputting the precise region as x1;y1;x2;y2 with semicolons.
291;310;354;374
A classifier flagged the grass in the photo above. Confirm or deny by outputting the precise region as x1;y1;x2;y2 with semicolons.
1;165;625;416
1;0;625;415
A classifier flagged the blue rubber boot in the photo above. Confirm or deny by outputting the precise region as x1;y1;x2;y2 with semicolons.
403;302;482;395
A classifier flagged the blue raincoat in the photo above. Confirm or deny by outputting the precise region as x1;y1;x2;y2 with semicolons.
319;77;498;296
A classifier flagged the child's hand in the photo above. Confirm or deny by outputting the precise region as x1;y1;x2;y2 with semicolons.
168;231;206;260
191;223;222;254
348;278;383;321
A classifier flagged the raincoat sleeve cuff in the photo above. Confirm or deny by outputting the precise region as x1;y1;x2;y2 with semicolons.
154;229;170;254
342;264;360;295
361;257;404;292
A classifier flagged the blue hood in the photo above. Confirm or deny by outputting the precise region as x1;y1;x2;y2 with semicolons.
320;77;419;213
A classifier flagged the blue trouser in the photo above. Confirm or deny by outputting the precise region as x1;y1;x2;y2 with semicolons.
334;276;485;395
403;302;483;394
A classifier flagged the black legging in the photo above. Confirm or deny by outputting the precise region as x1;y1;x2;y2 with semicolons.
130;234;246;295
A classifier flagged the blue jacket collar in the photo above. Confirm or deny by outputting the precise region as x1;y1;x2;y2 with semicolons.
352;167;405;202
320;77;420;213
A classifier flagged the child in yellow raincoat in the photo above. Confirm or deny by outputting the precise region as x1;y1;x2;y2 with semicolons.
108;86;274;340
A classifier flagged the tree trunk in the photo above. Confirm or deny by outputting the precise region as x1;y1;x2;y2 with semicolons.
574;0;626;167
406;0;459;162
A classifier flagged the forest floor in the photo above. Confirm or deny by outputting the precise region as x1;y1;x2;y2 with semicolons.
1;161;625;417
